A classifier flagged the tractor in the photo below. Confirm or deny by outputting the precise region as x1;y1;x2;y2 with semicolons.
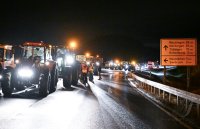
1;42;58;97
0;44;16;95
53;46;80;88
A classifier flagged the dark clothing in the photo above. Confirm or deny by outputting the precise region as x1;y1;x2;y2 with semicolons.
89;72;93;82
98;66;102;72
98;66;102;80
82;73;88;85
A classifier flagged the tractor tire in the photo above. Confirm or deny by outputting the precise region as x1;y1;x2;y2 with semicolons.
1;73;14;97
55;69;58;84
39;74;50;97
63;72;72;88
72;68;79;86
50;68;57;93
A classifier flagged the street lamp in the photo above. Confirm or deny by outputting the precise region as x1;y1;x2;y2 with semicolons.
85;52;90;57
115;59;119;64
69;41;77;51
131;61;136;66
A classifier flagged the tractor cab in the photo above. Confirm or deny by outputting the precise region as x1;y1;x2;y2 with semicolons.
16;42;53;66
0;44;15;71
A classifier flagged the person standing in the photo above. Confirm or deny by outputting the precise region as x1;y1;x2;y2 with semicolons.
98;64;102;80
88;63;94;83
81;63;88;85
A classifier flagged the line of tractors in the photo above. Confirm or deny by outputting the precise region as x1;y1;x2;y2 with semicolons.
0;42;80;97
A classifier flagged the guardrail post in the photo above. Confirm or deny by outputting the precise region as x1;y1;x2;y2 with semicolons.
177;96;179;106
139;81;141;88
186;99;188;110
163;91;165;99
151;86;152;93
169;93;171;102
154;87;156;94
159;89;160;97
146;84;148;91
197;104;199;117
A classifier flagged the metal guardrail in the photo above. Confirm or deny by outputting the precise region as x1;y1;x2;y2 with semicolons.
131;73;200;117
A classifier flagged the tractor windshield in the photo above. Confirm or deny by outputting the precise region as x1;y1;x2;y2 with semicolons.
23;46;45;63
0;48;4;62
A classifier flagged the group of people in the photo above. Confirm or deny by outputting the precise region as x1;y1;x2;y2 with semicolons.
81;62;102;85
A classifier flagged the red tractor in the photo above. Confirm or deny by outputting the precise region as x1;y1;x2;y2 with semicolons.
1;42;58;97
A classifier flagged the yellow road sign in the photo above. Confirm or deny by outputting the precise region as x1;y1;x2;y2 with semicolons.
160;38;197;66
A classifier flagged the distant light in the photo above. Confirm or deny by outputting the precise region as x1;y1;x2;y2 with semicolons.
4;45;8;49
115;60;119;64
85;52;90;57
131;61;136;66
45;61;50;65
86;61;90;65
109;62;114;66
96;62;100;66
15;59;19;64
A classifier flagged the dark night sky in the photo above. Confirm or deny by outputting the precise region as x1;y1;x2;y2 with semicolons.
0;1;200;61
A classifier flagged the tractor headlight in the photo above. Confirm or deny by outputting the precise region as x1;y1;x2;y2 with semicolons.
57;58;62;66
18;68;33;78
96;62;100;66
109;62;114;66
15;59;20;64
65;55;74;65
86;61;90;65
0;75;2;79
125;65;129;69
45;61;50;66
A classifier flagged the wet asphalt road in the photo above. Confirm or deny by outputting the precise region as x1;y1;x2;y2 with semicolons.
0;69;187;129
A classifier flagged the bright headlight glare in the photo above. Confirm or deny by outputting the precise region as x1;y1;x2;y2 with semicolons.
96;62;100;66
15;59;19;64
18;68;33;78
109;62;113;66
57;58;62;66
0;75;2;79
45;61;50;65
86;61;90;65
57;58;62;63
65;56;74;64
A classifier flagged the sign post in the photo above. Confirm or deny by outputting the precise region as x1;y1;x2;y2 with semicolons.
163;66;166;84
160;38;197;89
187;67;190;90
